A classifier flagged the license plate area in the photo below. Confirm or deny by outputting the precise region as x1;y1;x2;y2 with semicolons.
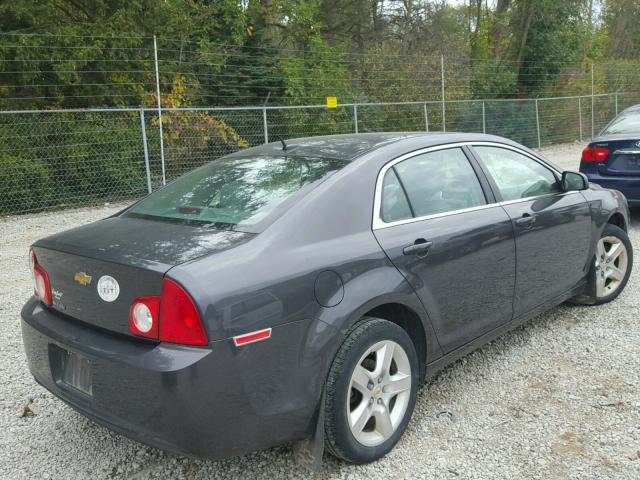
50;345;93;396
605;153;640;175
627;155;640;167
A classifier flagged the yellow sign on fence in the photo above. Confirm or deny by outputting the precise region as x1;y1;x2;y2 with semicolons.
326;96;338;108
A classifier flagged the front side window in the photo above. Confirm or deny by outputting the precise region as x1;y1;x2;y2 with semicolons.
381;148;487;220
474;146;561;201
125;155;347;230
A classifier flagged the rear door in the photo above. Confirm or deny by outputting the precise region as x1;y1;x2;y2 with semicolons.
471;144;592;318
373;146;516;353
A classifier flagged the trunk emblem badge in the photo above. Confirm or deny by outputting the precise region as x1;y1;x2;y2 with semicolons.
97;275;120;302
635;141;640;148
74;272;92;286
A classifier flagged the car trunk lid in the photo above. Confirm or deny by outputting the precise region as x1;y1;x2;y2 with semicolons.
33;216;253;337
592;137;640;176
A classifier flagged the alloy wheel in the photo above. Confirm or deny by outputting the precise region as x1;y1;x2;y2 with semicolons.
595;235;629;298
346;340;412;447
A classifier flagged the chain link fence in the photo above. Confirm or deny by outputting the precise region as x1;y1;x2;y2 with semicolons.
2;91;639;216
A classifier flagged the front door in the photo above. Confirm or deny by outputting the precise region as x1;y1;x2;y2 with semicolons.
472;145;593;317
373;146;516;353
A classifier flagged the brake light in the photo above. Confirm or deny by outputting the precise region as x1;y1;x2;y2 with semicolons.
159;278;208;346
128;278;207;345
581;147;610;162
30;249;52;306
129;297;160;339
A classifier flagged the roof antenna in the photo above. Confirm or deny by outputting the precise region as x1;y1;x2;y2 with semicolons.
279;136;287;150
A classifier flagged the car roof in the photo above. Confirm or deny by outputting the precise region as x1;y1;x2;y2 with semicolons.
621;103;640;114
227;132;518;161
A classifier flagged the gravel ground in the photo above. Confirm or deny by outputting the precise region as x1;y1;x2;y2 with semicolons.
1;143;639;480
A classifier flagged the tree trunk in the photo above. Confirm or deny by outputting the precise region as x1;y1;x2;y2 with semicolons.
516;1;534;67
470;0;483;59
490;0;511;58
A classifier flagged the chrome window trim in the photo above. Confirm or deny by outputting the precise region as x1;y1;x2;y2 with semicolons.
372;141;572;231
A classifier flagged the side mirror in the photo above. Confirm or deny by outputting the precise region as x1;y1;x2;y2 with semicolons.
561;171;588;192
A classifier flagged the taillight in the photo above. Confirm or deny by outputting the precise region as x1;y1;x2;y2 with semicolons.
581;147;610;162
129;297;160;339
129;278;208;346
30;249;52;306
159;278;208;346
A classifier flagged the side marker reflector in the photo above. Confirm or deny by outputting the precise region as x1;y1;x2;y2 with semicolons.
233;328;272;347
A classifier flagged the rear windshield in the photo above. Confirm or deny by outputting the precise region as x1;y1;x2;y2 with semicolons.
124;155;346;230
601;110;640;135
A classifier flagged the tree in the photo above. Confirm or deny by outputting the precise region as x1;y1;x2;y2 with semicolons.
604;0;640;59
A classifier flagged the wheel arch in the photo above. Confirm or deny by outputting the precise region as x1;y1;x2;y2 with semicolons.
360;303;428;381
607;211;627;232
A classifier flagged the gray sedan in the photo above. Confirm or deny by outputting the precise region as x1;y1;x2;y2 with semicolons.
21;133;633;464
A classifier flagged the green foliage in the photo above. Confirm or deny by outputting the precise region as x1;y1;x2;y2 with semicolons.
0;111;148;213
513;0;584;96
0;155;52;213
2;0;640;214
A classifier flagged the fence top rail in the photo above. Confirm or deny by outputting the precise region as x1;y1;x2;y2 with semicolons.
0;91;631;115
0;107;142;114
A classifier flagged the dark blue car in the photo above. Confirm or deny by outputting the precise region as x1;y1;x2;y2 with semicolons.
580;104;640;206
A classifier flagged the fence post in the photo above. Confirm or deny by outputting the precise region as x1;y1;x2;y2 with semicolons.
591;63;595;138
423;103;429;132
482;101;486;134
535;98;541;149
153;35;166;185
262;107;269;144
353;104;359;134
441;54;446;132
578;97;583;143
139;108;152;194
615;93;618;115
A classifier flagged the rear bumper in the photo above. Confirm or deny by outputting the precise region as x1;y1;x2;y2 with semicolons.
21;297;319;459
583;173;640;205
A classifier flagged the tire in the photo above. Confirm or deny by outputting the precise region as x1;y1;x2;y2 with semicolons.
324;317;419;464
571;223;633;305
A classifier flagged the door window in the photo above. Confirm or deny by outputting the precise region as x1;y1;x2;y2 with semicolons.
380;168;413;223
382;148;486;220
474;146;561;201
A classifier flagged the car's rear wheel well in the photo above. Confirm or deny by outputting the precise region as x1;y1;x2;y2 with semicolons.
608;212;627;232
362;303;427;381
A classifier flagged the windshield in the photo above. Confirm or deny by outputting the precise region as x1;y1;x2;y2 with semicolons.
601;110;640;135
125;155;347;230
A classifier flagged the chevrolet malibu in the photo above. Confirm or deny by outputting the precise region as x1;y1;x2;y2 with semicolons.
22;133;633;464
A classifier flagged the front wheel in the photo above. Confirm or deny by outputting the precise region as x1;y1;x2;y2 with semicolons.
572;224;633;305
324;317;419;464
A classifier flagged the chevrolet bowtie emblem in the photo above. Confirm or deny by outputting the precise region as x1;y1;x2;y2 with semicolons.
74;272;92;286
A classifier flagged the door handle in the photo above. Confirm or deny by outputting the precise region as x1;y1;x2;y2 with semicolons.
515;213;535;227
403;239;433;256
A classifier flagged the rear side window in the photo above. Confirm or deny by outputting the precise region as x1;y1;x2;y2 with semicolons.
602;111;640;135
474;146;560;201
381;168;413;223
382;148;486;220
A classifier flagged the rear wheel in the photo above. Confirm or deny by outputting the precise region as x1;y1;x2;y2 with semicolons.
324;317;419;464
572;224;633;305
